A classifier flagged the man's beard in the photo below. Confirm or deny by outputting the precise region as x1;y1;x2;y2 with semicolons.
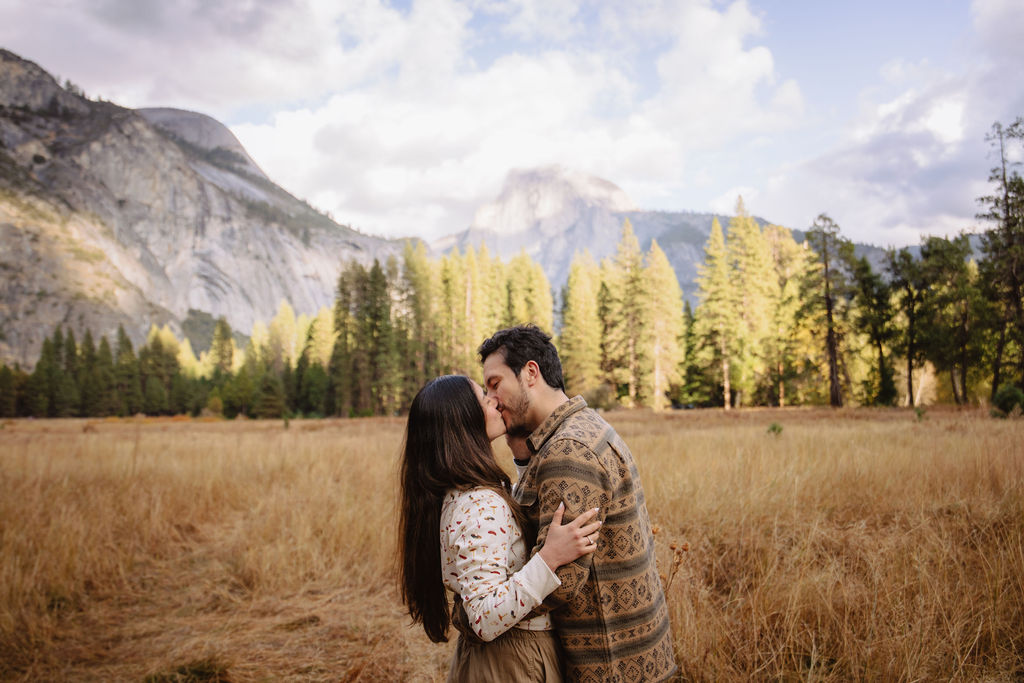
507;424;531;438
503;377;531;436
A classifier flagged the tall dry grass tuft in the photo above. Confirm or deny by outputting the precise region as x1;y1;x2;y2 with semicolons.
0;408;1022;680
627;408;1024;680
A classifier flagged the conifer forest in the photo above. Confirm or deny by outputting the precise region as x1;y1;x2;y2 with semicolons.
2;119;1023;419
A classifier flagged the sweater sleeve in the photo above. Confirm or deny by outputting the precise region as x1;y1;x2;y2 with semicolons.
530;438;612;609
443;489;560;642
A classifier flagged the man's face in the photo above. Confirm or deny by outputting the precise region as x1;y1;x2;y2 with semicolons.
482;351;532;436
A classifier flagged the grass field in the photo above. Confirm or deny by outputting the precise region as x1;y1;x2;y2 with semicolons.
1;408;1022;681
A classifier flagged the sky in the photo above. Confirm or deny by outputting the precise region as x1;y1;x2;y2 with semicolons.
2;0;1023;246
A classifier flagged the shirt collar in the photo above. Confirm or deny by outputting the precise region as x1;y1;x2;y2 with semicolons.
527;395;588;453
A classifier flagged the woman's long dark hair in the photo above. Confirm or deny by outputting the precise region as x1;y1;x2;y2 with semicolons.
398;375;526;643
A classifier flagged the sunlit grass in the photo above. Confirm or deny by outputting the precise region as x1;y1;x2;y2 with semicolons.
0;408;1021;681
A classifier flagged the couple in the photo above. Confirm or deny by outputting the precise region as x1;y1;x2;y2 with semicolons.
399;325;677;682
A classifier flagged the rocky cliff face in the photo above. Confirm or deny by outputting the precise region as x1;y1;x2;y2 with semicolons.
0;49;402;367
440;165;728;300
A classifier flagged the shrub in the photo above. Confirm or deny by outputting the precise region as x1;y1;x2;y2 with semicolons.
992;383;1024;418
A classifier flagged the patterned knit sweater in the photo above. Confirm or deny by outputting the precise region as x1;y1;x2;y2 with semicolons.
515;396;677;682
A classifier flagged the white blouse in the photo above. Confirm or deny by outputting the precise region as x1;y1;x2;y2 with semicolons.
440;487;558;641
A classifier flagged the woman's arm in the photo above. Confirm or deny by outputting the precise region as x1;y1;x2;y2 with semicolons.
443;489;598;642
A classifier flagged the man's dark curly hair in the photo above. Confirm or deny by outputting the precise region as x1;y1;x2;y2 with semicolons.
478;324;565;391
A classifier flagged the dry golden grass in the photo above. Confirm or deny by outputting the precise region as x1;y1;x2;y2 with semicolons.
0;408;1021;681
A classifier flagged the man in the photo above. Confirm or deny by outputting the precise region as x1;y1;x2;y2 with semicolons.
479;324;677;682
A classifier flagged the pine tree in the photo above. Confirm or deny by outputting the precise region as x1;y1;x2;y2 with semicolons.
887;247;928;406
478;245;508;338
310;307;336;369
47;327;78;417
301;361;330;415
918;234;982;404
848;254;898;406
438;252;469;374
560;250;603;396
210;318;236;378
674;300;707;406
332;260;369;416
177;337;201;377
601;220;647;406
367;259;400;415
977;118;1024;395
638;240;685;409
254;372;285;419
694;217;739;408
95;336;119;416
267;300;298;376
398;241;440;404
77;330;99;416
804;214;854;407
506;251;534;327
0;364;16;417
726;198;776;406
143;374;169;415
762;225;815;406
25;338;53;416
115;325;143;415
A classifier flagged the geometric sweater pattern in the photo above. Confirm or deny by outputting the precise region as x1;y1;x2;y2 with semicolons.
515;396;678;682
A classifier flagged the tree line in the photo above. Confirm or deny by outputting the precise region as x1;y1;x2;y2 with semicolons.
1;118;1022;418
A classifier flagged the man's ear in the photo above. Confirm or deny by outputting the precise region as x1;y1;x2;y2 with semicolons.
522;360;541;387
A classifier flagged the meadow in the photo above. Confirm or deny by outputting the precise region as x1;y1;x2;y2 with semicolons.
0;408;1022;681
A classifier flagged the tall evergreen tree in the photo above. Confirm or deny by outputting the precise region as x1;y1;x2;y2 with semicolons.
0;364;16;417
77;330;99;416
977;117;1024;394
25;338;54;416
600;220;647;406
762;225;815;406
638;240;685;409
694;217;739;408
726;198;776;406
398;240;440;402
366;259;399;415
266;300;298;376
803;214;853;407
53;327;80;417
478;245;508;338
887;247;928;406
918;234;982;404
438;252;469;375
560;250;603;396
674;300;708;406
329;260;366;416
254;372;285;419
95;336;119;416
848;254;898;405
210;317;236;377
115;325;143;415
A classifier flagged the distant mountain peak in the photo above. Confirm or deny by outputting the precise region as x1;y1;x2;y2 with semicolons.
469;165;635;237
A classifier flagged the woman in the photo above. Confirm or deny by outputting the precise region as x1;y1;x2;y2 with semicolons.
399;375;601;682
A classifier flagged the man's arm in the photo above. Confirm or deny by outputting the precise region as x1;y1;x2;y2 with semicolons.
530;438;612;608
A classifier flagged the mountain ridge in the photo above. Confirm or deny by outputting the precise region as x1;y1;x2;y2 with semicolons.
0;48;403;367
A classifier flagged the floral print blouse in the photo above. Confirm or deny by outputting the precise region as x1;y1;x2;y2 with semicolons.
440;487;559;641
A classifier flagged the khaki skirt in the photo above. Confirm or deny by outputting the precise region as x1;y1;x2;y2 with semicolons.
447;628;564;683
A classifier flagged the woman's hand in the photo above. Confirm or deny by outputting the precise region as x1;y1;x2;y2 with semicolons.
538;503;602;571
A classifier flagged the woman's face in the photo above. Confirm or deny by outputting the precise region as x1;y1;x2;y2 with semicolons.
471;379;506;442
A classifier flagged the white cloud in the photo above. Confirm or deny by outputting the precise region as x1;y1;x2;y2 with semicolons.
5;0;1013;248
228;0;805;239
